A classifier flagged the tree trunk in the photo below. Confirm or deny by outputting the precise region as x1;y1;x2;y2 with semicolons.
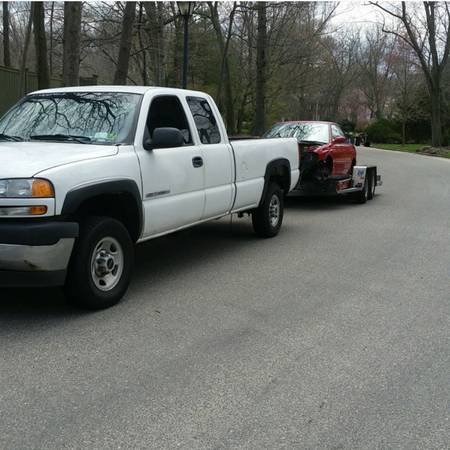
49;2;54;75
114;2;136;85
402;120;406;146
137;2;148;85
253;2;267;136
208;2;236;134
223;61;235;134
236;88;249;135
19;4;33;94
168;2;182;87
143;1;164;86
430;85;442;147
2;1;10;66
32;2;50;89
63;2;82;86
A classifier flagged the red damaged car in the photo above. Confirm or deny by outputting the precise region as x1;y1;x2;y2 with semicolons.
263;121;356;192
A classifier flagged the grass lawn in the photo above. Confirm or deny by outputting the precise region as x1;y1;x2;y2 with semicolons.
372;143;450;158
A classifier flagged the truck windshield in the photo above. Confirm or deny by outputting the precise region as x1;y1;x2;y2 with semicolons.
263;122;329;144
0;92;142;145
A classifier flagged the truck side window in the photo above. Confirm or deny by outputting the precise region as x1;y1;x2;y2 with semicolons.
146;95;192;144
186;97;221;144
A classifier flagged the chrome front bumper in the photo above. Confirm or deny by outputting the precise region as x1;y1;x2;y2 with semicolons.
0;220;78;287
0;239;75;272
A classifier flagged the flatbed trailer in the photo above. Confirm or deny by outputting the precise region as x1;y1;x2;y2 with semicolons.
292;165;382;204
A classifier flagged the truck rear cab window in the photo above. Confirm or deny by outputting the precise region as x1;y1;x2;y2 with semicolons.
146;95;192;144
186;97;221;144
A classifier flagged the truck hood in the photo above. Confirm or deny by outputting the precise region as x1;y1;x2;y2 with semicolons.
0;142;118;178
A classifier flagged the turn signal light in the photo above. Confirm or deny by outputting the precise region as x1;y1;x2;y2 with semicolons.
31;206;48;215
32;179;54;198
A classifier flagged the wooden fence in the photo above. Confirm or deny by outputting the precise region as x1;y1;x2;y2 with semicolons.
0;65;98;115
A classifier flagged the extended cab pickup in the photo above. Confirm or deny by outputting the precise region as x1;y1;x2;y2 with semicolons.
0;86;299;309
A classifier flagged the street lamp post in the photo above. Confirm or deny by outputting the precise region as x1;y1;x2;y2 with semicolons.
177;2;193;89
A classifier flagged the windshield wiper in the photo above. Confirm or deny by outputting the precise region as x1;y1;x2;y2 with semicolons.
30;134;91;144
0;133;23;142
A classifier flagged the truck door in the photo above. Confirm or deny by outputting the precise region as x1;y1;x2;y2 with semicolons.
186;96;234;219
136;94;205;236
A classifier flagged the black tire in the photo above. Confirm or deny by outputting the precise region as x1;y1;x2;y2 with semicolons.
348;159;356;176
354;175;368;204
252;182;284;238
64;216;134;310
367;170;376;200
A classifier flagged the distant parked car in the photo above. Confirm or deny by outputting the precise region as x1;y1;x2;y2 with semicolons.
263;121;356;182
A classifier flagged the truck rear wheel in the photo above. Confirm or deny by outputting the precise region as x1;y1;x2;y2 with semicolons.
252;182;284;238
64;216;134;310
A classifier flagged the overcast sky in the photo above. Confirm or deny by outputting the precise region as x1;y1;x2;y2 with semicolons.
331;1;388;28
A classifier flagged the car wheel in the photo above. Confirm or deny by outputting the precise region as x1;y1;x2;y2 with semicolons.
252;182;284;238
64;216;134;310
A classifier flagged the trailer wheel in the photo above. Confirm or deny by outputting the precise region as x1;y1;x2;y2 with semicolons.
367;170;376;200
252;182;284;238
354;176;368;204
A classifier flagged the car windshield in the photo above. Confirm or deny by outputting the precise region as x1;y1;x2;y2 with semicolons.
0;92;142;145
263;122;329;144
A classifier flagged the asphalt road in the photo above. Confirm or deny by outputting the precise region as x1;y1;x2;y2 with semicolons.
1;147;449;449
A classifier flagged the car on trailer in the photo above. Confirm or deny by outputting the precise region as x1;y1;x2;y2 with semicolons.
263;120;381;202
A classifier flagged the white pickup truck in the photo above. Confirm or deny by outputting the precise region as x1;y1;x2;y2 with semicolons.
0;86;299;309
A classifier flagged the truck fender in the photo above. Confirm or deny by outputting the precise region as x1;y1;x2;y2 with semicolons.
259;158;291;206
61;179;144;240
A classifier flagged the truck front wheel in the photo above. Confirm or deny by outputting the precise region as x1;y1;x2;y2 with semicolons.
252;182;284;238
64;216;134;310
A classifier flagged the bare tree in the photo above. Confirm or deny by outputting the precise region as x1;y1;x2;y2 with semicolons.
136;2;148;85
19;3;33;94
32;1;50;89
321;30;360;119
358;26;396;119
390;40;422;145
372;1;450;147
208;2;237;133
63;2;82;86
114;2;136;84
2;1;11;66
253;1;267;135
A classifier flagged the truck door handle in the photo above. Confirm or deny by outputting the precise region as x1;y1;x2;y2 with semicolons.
192;156;203;168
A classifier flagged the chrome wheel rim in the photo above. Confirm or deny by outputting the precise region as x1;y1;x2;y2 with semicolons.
90;237;124;291
269;194;281;227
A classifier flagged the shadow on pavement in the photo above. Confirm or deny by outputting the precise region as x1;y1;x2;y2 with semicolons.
132;218;257;282
285;194;357;210
0;194;368;317
0;218;257;317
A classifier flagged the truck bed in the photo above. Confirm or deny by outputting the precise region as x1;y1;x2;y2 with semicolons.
230;137;299;212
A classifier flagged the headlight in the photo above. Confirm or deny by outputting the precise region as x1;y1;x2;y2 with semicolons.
0;178;54;198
